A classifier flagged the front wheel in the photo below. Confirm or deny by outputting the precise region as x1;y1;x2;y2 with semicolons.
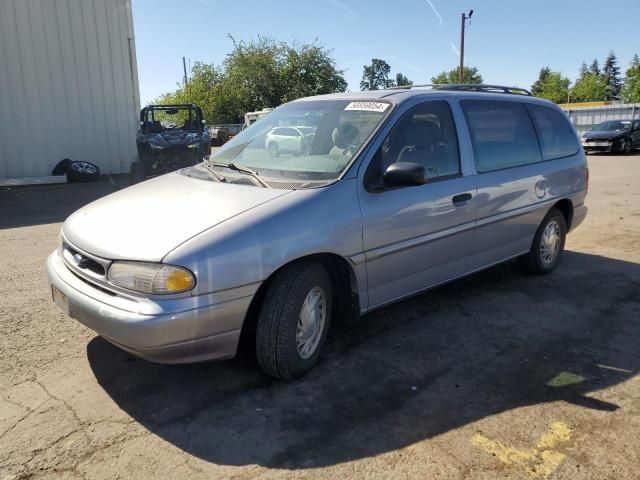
622;138;632;154
518;207;567;275
256;262;333;380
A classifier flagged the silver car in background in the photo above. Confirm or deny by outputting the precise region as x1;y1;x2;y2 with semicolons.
48;84;588;380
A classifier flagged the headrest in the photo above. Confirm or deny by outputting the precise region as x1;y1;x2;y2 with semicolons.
332;124;359;148
404;120;440;148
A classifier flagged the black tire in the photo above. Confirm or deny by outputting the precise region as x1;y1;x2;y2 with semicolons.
518;207;567;275
256;262;333;380
67;161;100;183
622;138;632;155
52;158;72;176
268;142;279;158
129;161;146;184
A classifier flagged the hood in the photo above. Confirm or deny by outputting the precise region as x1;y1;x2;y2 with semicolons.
63;173;290;261
144;130;204;147
583;130;624;140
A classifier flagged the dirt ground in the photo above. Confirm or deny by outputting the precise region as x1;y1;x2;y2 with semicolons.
1;153;638;479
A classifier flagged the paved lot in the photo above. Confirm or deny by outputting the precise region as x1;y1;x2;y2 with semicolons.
1;153;639;479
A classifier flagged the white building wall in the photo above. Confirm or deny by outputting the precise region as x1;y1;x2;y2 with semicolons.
0;0;140;178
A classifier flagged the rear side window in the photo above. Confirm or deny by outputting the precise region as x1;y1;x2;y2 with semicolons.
461;100;541;173
526;104;579;160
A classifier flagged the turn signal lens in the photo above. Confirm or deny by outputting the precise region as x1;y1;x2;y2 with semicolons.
108;262;195;294
159;268;195;293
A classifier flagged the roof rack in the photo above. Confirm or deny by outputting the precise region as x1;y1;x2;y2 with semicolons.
387;83;532;96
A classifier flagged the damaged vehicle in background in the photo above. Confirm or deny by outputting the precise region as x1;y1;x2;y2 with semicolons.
131;104;211;182
581;119;640;154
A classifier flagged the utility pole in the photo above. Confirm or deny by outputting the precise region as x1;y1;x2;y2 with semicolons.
182;56;188;86
459;10;473;83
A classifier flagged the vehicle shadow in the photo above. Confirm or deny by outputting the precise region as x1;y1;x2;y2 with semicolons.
0;180;123;230
87;251;640;469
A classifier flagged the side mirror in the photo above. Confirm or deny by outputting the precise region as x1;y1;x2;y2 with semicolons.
383;162;427;187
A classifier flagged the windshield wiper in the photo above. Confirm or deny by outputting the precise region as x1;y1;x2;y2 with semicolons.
202;161;227;183
208;161;271;188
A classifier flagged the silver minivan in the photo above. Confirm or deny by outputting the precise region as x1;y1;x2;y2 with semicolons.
47;84;588;379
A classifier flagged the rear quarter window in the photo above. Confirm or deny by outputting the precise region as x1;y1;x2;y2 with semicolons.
526;104;579;160
460;100;542;173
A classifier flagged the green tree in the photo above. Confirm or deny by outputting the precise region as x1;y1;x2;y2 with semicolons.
570;72;607;102
531;67;551;96
155;37;347;124
156;62;224;123
360;59;394;90
532;71;571;104
395;72;412;87
431;66;483;84
579;62;589;77
620;54;640;103
280;43;348;102
603;51;622;100
589;59;601;76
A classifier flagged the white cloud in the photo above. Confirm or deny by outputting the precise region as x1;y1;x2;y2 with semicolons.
329;0;356;18
395;59;422;73
450;41;460;57
425;0;443;28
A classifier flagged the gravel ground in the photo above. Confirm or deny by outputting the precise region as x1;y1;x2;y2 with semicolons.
1;153;638;479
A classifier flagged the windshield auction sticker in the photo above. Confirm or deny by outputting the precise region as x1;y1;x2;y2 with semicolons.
344;101;390;112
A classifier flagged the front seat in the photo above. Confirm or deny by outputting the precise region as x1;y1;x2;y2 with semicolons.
397;120;447;176
330;124;360;156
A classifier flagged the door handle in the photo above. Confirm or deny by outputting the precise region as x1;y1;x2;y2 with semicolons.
452;193;472;205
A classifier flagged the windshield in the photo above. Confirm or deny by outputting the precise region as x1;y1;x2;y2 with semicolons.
143;107;203;133
210;99;391;183
595;121;631;132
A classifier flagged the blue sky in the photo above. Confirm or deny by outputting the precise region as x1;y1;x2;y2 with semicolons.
133;0;640;105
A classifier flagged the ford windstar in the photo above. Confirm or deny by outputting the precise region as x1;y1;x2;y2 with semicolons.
48;84;588;379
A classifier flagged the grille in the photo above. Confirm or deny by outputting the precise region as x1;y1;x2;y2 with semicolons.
64;245;105;275
61;241;111;286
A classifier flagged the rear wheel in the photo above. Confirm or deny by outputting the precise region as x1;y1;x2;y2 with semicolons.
256;262;332;380
518;207;567;275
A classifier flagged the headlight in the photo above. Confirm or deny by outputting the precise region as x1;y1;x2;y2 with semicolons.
108;262;195;294
187;142;201;150
149;142;164;150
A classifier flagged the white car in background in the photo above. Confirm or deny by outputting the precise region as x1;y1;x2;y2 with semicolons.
265;126;316;157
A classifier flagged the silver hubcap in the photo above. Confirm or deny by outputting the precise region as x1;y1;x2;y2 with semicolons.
540;220;561;264
296;286;326;359
73;162;97;174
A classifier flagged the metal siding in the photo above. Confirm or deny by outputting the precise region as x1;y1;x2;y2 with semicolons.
0;0;140;178
561;102;640;137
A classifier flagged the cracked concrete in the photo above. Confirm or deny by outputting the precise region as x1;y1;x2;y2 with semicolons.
1;153;639;479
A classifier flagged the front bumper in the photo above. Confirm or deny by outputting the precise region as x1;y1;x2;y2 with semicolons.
47;250;254;363
582;140;619;153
